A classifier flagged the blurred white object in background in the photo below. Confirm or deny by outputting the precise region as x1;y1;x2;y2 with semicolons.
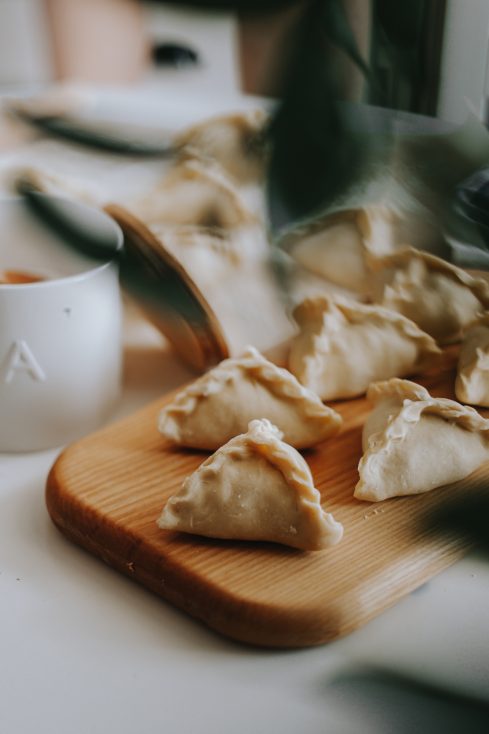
0;0;238;92
0;0;53;88
142;1;239;92
438;0;489;123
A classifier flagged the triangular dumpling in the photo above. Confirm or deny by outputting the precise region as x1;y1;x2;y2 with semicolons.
131;158;256;230
147;224;242;292
158;346;342;449
456;315;489;406
281;205;399;295
148;218;269;290
369;247;489;343
173;109;268;184
157;419;343;550
355;378;489;501
288;297;442;400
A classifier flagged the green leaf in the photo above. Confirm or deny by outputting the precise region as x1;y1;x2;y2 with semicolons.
266;0;371;231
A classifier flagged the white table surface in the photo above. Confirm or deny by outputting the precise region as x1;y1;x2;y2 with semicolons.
1;83;489;734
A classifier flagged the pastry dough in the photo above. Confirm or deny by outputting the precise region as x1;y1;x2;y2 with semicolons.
173;109;268;183
355;378;489;501
132;159;256;230
158;346;342;449
282;205;399;294
370;247;489;343
148;224;242;291
145;224;294;357
288;297;442;400
149;219;268;272
455;316;489;406
157;419;343;550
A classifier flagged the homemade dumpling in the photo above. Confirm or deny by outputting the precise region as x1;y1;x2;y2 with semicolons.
369;247;489;343
147;224;242;291
158;346;342;449
149;217;268;272
144;223;293;357
173;109;268;184
281;205;399;294
131;158;256;230
157;419;343;550
455;316;489;406
288;297;442;400
355;378;489;501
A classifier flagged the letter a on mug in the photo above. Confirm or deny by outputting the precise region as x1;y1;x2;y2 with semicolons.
1;340;46;383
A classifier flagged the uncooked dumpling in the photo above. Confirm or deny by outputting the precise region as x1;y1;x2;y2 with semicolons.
288;297;442;400
144;223;294;358
370;247;489;343
282;205;399;294
455;315;489;406
158;346;342;449
131;159;256;230
157;419;343;550
173;109;268;183
149;217;268;275
147;224;242;291
355;378;489;501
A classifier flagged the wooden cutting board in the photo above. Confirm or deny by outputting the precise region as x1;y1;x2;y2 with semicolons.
45;357;485;648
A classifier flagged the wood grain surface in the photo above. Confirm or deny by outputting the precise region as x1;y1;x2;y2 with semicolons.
45;355;485;648
104;204;229;372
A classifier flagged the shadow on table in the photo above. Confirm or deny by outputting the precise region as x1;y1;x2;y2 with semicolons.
325;665;489;734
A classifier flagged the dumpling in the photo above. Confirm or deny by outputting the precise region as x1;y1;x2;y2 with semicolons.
143;224;293;358
288;297;442;400
355;378;489;501
281;205;399;294
147;224;242;291
149;217;268;273
158;346;342;449
157;419;343;550
131;159;256;230
369;247;489;343
455;316;489;406
173;109;268;184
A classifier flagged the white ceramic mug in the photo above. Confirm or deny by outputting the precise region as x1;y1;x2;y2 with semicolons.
0;196;123;452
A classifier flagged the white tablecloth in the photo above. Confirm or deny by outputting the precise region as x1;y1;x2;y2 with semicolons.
1;84;489;734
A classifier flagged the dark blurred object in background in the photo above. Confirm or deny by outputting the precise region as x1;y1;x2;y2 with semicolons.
368;0;446;115
150;41;200;67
